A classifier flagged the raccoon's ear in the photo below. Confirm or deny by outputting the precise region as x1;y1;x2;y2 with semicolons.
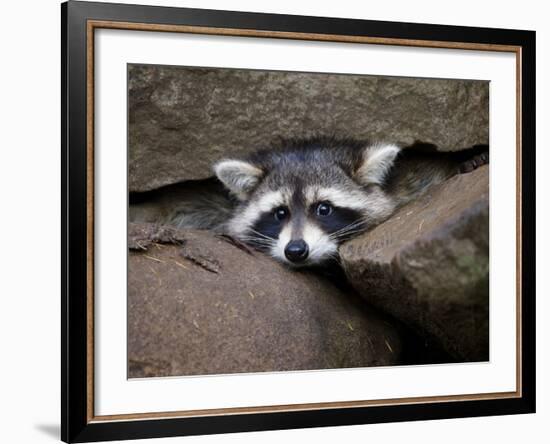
354;143;401;186
214;159;264;199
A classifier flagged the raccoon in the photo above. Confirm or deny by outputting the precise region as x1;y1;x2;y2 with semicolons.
212;137;488;267
129;137;488;267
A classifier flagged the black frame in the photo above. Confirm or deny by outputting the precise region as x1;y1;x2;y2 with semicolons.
62;1;536;442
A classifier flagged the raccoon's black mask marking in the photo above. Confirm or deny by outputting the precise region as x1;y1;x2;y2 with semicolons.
249;197;362;245
250;211;285;249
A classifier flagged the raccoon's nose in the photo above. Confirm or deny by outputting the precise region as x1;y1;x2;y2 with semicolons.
284;240;309;263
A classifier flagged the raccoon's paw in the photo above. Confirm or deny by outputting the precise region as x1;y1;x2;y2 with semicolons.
459;151;489;174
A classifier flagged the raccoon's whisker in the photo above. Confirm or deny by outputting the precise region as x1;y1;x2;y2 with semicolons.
238;239;278;249
325;252;341;264
237;237;277;246
329;230;367;242
312;249;339;260
247;228;277;241
330;231;366;241
245;241;276;247
330;225;371;239
238;234;276;243
336;217;370;229
329;218;369;235
331;224;367;236
329;219;371;239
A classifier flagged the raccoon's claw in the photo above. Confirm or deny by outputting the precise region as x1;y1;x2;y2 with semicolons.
459;151;489;173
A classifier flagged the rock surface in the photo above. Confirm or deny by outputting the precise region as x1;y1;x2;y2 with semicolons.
340;166;489;362
129;64;489;191
128;223;403;377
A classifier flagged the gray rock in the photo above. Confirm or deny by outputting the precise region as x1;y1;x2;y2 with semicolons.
128;223;403;377
339;166;489;362
129;64;489;191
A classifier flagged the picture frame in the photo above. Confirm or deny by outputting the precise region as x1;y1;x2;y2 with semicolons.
61;1;536;442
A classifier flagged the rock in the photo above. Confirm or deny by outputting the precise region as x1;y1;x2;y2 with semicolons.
128;224;403;377
129;64;489;191
339;166;489;362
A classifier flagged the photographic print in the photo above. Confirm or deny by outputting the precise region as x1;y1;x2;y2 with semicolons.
127;64;490;378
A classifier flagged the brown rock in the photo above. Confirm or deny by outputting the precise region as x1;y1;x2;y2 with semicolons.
129;64;489;191
128;224;402;377
339;166;489;362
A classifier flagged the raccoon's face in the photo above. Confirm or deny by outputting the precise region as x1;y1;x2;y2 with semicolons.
214;142;400;267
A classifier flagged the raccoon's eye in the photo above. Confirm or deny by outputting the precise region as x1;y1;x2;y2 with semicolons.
274;206;289;222
316;202;333;217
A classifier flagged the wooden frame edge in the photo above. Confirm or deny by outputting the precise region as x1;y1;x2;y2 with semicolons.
89;19;521;52
90;391;520;423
